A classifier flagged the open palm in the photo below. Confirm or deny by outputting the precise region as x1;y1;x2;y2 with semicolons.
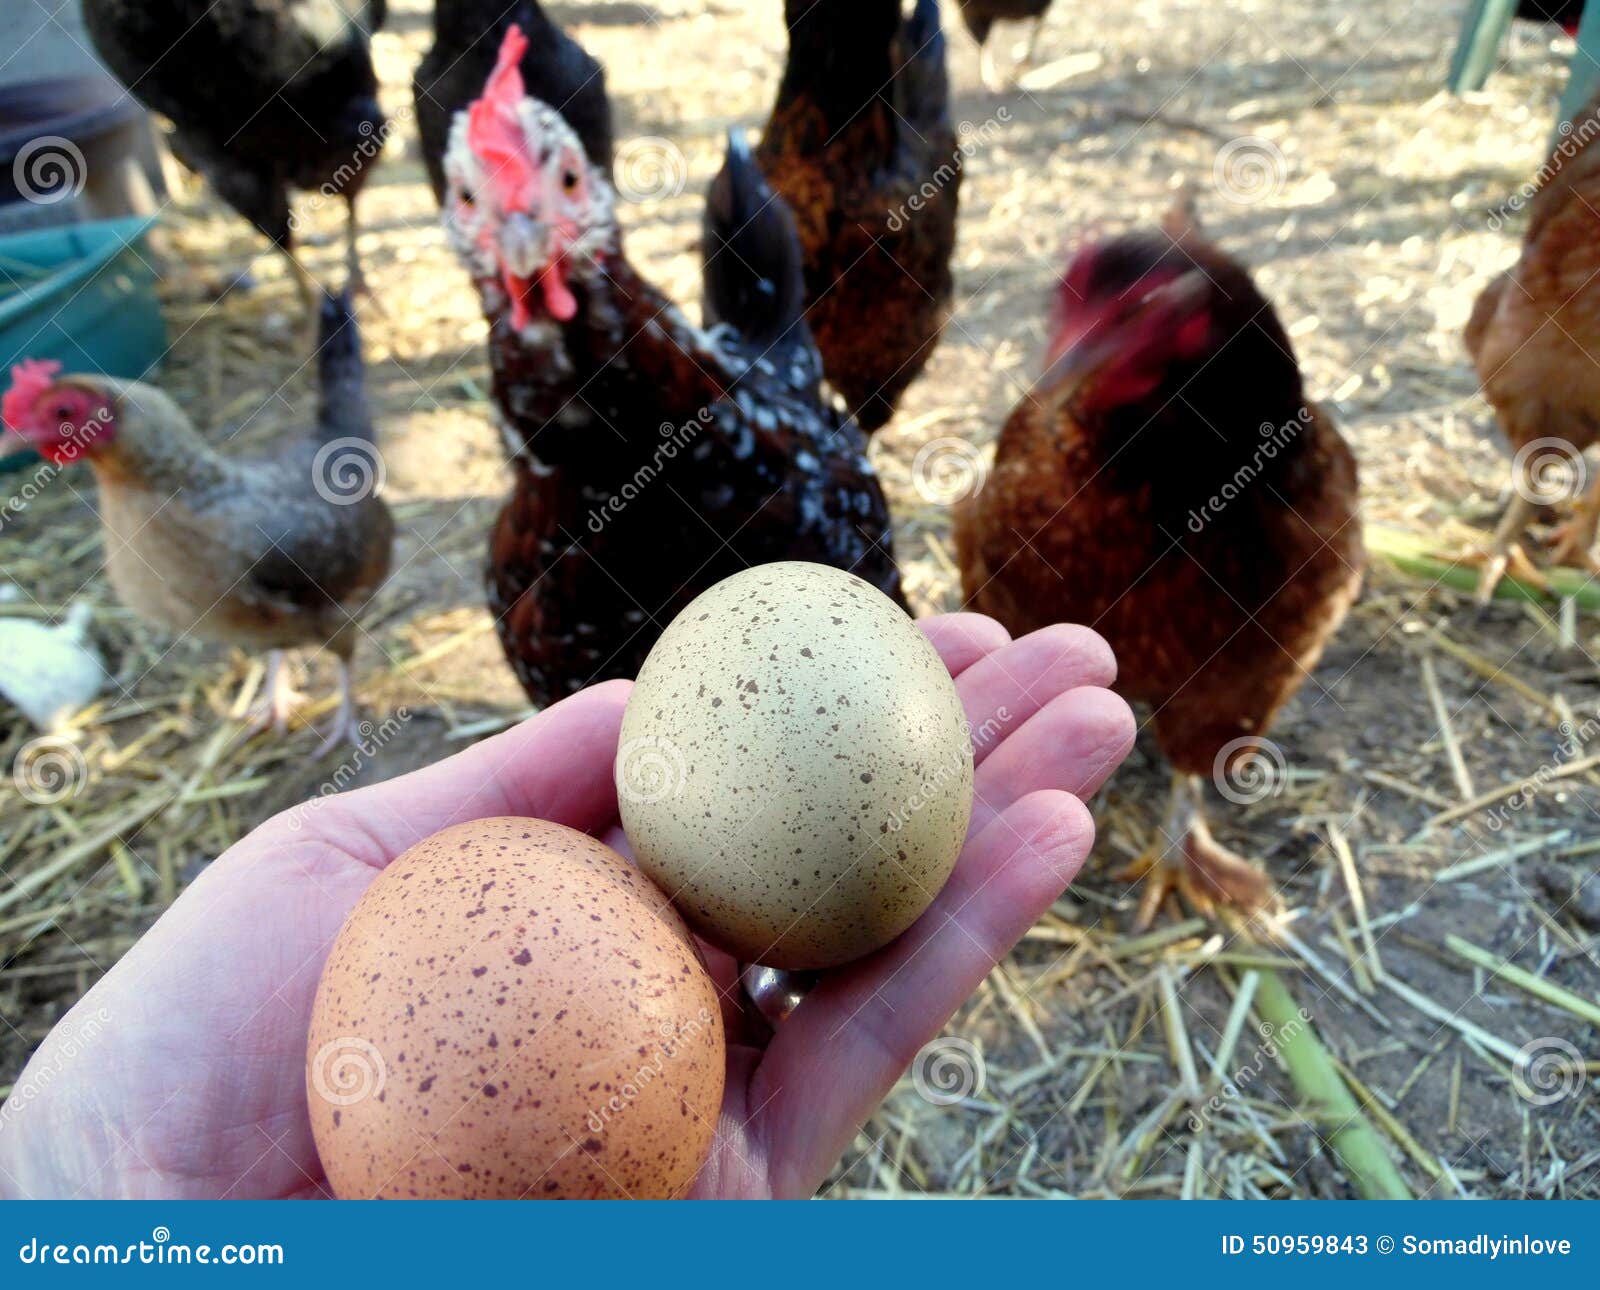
0;614;1133;1200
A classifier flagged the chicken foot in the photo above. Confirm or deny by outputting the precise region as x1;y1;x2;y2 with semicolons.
1549;471;1600;571
1469;490;1540;606
239;650;365;754
1116;772;1273;930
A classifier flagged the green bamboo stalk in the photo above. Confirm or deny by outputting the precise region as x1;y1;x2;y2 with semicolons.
1366;524;1600;613
1254;970;1414;1199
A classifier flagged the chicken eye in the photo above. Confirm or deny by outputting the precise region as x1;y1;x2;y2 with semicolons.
459;187;477;208
561;169;579;193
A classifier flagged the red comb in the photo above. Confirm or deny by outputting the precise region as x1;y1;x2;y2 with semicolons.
3;359;61;430
467;25;535;212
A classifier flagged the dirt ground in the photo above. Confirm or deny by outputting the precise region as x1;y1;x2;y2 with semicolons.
2;0;1598;1198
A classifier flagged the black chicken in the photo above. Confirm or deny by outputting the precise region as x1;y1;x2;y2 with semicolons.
413;0;614;204
82;1;387;316
439;30;902;705
958;1;1055;90
757;0;959;433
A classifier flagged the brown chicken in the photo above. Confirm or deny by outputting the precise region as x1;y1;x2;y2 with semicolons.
956;200;1364;925
439;30;902;707
757;0;959;432
0;293;393;750
1465;86;1600;600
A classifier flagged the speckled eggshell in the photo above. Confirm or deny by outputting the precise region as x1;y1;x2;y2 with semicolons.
305;817;725;1199
617;562;973;970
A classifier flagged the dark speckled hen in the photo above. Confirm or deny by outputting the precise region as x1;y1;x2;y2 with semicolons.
440;32;903;707
956;198;1364;925
757;0;959;432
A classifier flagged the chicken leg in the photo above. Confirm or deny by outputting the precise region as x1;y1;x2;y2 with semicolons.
241;649;304;737
1470;490;1540;606
1549;471;1600;571
1116;772;1273;930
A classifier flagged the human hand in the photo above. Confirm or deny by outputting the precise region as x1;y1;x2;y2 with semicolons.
0;614;1133;1199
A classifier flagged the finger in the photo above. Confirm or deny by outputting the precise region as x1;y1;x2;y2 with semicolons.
287;680;633;864
955;625;1118;764
748;790;1095;1197
971;687;1134;832
917;612;1011;677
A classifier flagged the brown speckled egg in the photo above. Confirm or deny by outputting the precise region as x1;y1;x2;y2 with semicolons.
617;562;973;970
306;817;725;1199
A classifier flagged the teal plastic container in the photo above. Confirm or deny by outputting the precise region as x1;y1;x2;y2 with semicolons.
0;215;166;473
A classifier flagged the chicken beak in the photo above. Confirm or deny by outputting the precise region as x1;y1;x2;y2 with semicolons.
1032;269;1211;411
499;211;548;279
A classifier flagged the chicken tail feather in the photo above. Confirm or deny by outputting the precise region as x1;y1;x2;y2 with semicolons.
315;289;372;444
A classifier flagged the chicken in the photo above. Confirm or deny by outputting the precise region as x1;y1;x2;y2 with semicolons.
1517;1;1585;32
756;0;959;432
440;29;903;706
414;0;613;206
958;0;1055;90
81;0;387;313
0;293;393;751
1465;84;1600;601
955;200;1364;926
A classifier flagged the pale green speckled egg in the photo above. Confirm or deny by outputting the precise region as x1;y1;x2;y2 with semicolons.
616;562;973;970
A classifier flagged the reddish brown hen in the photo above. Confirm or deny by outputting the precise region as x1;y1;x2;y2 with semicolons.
1466;85;1600;599
956;201;1364;925
757;0;959;432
